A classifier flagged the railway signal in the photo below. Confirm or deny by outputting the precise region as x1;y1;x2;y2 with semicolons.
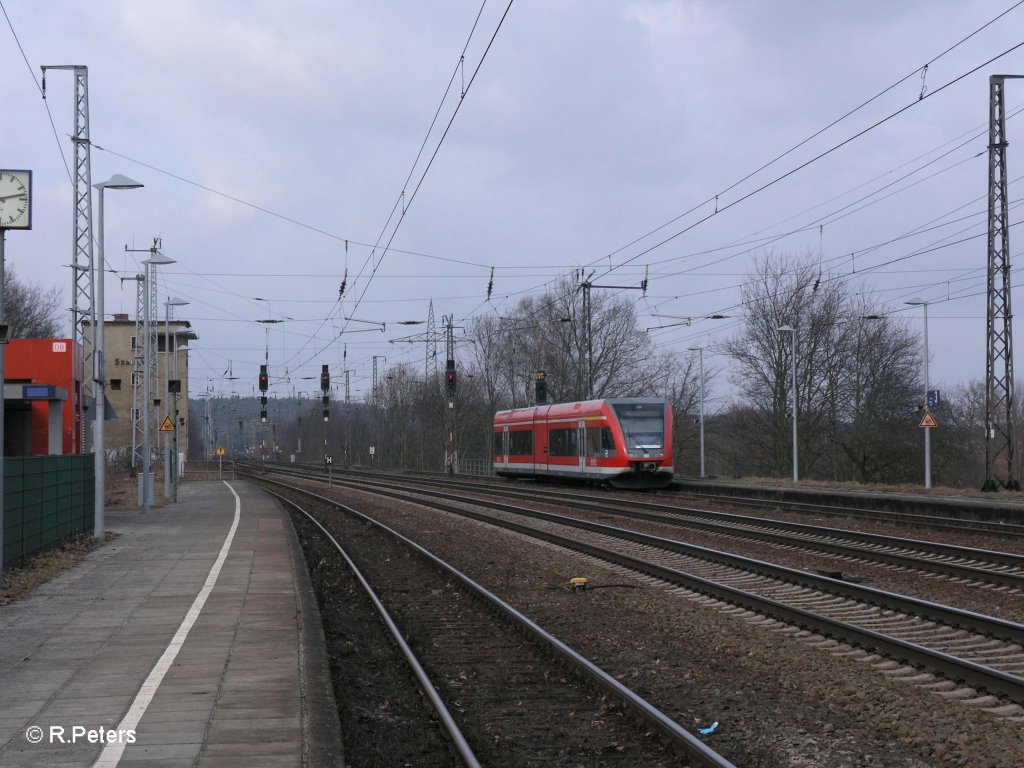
258;364;268;422
321;364;330;421
445;359;457;398
535;370;547;404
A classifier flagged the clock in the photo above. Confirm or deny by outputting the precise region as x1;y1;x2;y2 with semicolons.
0;169;32;230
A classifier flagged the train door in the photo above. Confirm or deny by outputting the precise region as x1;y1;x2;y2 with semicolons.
577;419;586;475
500;426;509;471
536;417;548;473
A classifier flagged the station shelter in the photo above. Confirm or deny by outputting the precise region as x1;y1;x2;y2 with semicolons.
4;338;81;455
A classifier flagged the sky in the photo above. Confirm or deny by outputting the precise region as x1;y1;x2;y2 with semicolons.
2;0;1023;406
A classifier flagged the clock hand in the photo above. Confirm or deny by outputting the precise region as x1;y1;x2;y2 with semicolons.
0;193;28;201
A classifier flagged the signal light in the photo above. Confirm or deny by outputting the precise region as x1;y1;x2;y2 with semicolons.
321;364;330;393
535;370;547;404
259;364;268;392
322;409;329;422
445;369;457;397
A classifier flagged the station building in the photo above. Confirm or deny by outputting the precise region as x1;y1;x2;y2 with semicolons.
97;313;197;466
1;319;195;569
3;314;196;463
4;338;81;455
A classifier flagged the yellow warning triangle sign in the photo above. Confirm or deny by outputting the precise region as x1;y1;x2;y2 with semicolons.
159;416;175;432
919;411;938;428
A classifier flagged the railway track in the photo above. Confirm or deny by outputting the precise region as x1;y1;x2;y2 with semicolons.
450;482;1024;592
252;463;1024;593
669;485;1024;537
245;464;1024;713
263;477;737;767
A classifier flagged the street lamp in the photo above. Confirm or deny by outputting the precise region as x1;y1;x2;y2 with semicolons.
141;253;175;511
93;174;143;537
905;298;931;489
164;298;189;499
172;344;189;502
777;325;799;482
686;346;706;478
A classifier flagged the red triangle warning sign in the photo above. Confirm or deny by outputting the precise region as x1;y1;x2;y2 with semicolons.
919;411;938;428
159;416;175;432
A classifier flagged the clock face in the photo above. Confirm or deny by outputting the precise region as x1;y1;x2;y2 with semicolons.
0;169;32;230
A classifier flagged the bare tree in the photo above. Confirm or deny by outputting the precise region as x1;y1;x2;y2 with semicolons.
725;251;920;482
724;252;840;476
467;275;672;407
5;269;64;338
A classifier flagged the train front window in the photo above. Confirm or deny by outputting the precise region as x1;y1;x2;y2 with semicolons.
612;403;664;455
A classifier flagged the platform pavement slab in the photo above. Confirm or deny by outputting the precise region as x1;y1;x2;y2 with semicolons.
0;479;343;767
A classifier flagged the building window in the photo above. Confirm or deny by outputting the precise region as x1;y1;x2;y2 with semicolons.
110;379;122;391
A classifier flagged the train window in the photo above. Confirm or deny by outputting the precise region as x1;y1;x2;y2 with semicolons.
586;426;616;457
508;430;533;456
549;428;579;456
493;432;502;456
612;403;665;453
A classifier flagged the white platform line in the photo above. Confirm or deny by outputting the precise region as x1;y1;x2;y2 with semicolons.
92;481;242;768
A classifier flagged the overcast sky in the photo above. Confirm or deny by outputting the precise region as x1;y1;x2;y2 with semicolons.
3;0;1023;404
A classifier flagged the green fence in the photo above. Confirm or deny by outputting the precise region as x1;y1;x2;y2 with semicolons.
2;455;94;570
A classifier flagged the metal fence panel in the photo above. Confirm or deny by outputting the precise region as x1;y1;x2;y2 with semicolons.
2;455;95;569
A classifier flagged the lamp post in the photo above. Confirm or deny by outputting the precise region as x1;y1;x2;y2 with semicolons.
777;325;798;482
172;344;189;502
140;253;174;511
163;298;188;498
93;174;143;537
687;346;705;478
906;298;931;489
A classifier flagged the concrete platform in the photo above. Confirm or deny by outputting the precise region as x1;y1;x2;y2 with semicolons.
0;480;342;767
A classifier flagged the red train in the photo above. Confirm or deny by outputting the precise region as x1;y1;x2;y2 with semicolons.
493;398;674;488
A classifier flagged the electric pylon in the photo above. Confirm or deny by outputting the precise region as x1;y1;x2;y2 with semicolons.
984;75;1021;491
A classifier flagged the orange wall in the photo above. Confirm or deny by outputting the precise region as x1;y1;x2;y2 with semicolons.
5;339;81;454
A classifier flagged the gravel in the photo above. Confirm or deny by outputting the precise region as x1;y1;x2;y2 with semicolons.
307;482;1023;768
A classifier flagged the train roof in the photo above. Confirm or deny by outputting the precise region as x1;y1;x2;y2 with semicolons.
495;397;669;422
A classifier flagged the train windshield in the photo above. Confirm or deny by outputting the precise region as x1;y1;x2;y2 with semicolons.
612;403;665;454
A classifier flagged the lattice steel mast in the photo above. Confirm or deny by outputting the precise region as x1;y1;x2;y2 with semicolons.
425;301;438;384
41;65;93;450
984;75;1021;491
126;239;164;472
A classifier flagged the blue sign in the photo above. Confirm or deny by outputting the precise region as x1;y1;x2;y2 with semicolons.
927;389;940;408
22;385;55;399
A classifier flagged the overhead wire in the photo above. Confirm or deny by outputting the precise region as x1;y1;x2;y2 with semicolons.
286;0;516;377
462;9;1024;342
588;38;1024;286
588;0;1024;275
0;0;73;184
